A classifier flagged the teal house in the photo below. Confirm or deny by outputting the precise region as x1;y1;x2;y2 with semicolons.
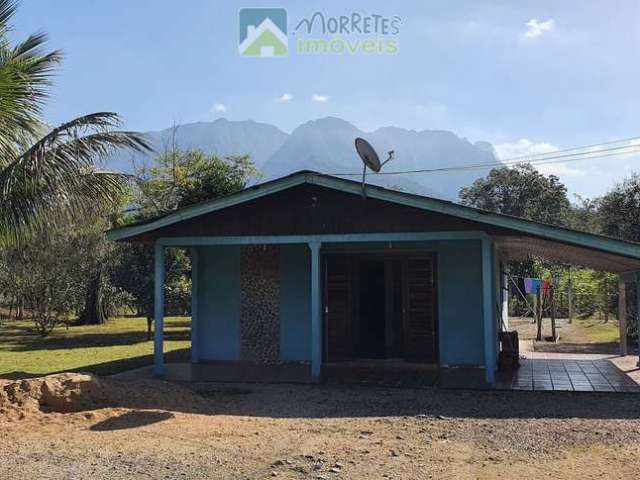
107;171;640;387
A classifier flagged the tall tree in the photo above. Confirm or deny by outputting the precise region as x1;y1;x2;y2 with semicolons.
598;173;640;242
459;164;571;225
566;195;602;234
111;148;257;336
0;0;149;246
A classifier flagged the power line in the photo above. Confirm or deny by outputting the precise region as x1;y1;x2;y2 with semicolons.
497;136;640;162
326;137;640;177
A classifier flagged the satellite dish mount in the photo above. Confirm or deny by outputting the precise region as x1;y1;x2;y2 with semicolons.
354;137;394;199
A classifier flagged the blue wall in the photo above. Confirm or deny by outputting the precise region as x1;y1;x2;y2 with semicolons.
323;240;485;367
196;246;241;360
434;240;485;366
279;245;311;360
194;240;488;368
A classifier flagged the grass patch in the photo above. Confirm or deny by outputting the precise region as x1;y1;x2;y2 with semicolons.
570;317;621;344
0;316;191;379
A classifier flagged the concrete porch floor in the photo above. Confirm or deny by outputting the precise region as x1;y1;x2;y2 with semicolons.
112;361;311;383
494;348;640;393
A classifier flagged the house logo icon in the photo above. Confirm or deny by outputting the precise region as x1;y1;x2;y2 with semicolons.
239;8;288;57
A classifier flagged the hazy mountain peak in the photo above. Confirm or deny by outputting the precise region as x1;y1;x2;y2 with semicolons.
108;117;501;201
294;116;360;133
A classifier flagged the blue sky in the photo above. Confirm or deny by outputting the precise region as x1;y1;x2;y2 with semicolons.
12;0;640;198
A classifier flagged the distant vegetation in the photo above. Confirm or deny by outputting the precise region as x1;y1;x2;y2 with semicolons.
461;163;640;338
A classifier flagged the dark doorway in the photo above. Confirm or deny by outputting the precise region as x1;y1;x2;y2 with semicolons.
324;254;438;364
357;259;387;358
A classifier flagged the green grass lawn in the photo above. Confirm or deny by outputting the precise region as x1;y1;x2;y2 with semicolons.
569;317;621;344
0;316;191;379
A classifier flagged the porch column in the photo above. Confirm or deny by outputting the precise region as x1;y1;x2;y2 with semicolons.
637;273;640;367
190;247;199;363
481;238;495;384
502;263;509;331
154;242;166;377
309;241;322;380
618;276;627;356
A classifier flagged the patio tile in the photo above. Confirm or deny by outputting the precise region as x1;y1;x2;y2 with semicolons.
592;385;615;392
535;384;554;391
512;384;533;391
496;354;640;394
572;385;594;392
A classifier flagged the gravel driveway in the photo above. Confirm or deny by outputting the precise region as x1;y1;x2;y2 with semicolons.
2;378;640;479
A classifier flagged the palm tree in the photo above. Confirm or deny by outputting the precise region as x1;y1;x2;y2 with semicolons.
0;0;150;246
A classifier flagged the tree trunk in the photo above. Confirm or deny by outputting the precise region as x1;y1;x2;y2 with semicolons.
146;315;153;341
78;267;107;325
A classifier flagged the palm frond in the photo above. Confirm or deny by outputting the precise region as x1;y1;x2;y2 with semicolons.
0;0;17;38
0;112;152;246
0;5;62;162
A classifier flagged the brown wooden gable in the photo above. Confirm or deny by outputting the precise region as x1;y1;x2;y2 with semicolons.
129;183;512;242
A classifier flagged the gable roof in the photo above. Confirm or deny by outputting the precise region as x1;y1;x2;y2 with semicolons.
107;170;640;270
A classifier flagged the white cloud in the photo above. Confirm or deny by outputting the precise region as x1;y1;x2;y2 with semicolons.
212;103;227;113
311;94;329;103
276;93;293;103
495;138;558;159
537;163;586;177
523;18;554;39
495;138;585;177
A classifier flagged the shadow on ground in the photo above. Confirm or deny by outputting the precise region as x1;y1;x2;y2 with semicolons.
534;341;621;355
0;348;191;379
78;378;640;422
4;330;190;352
90;410;174;431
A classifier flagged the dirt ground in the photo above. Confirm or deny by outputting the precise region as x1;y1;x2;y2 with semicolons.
2;374;640;479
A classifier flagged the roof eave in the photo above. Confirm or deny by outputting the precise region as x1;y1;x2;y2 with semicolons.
106;171;640;263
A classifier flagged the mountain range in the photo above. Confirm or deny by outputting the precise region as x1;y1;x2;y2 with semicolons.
108;117;501;200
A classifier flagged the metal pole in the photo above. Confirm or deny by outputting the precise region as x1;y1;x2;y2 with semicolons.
309;241;322;380
536;286;543;341
153;242;166;377
636;273;640;367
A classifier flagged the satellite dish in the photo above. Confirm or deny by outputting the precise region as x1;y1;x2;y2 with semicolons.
355;137;382;172
354;137;394;198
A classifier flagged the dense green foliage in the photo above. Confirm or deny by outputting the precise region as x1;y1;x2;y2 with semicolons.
460;164;639;339
460;164;571;225
0;148;257;335
108;147;256;326
135;147;257;215
599;173;640;242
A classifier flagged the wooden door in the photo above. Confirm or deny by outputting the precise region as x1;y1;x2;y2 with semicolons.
324;255;353;361
402;256;437;363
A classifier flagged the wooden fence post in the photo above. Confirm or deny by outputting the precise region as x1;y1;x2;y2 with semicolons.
618;277;627;356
